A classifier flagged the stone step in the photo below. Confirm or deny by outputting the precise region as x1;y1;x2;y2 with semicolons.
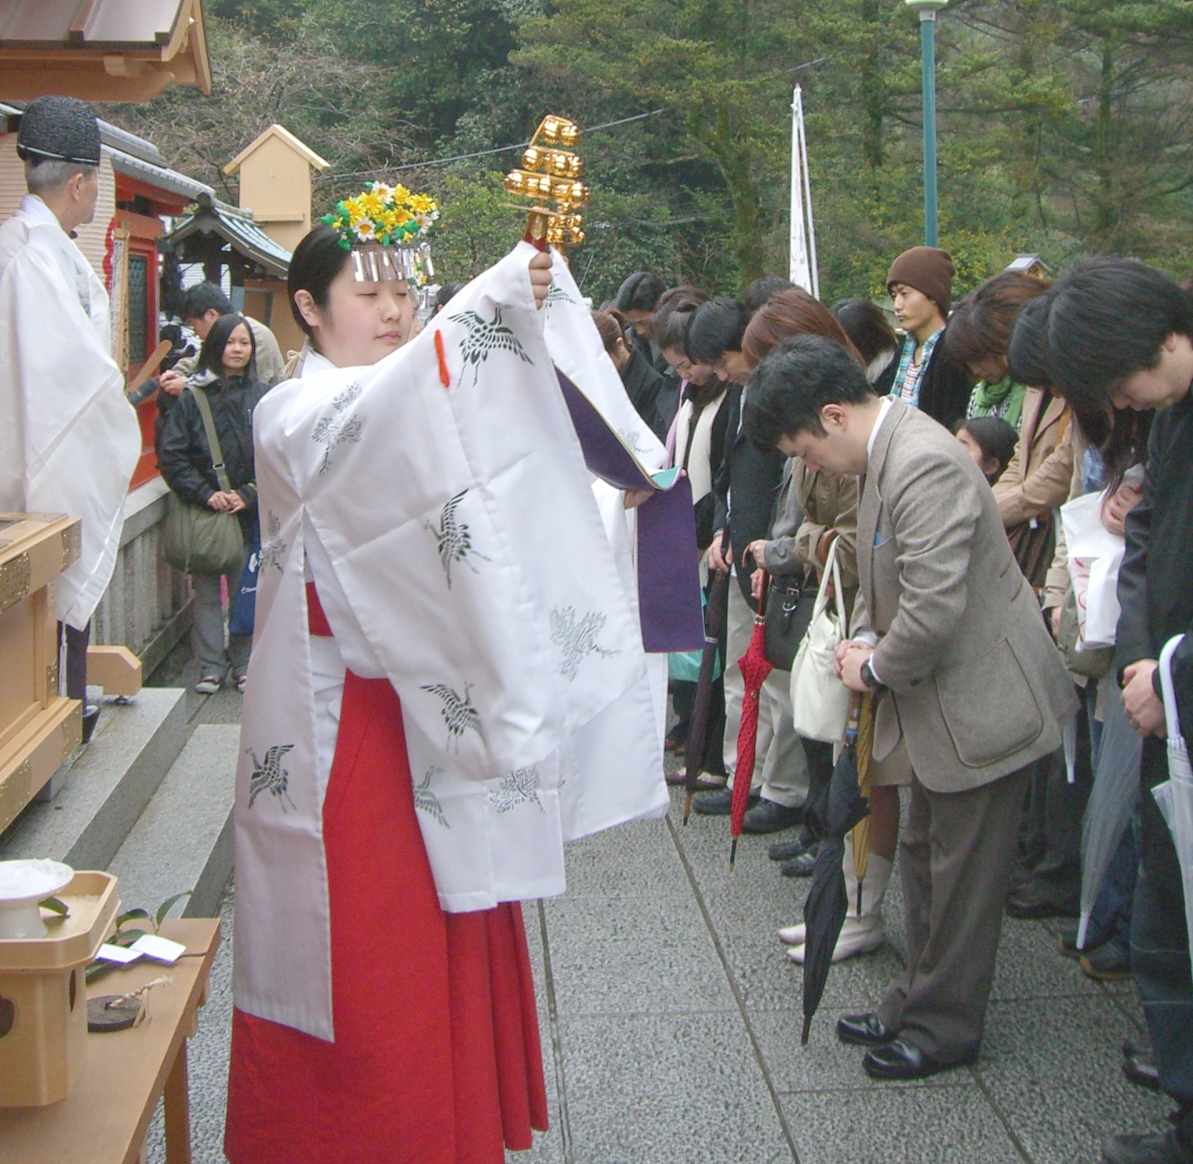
0;688;189;870
107;724;239;920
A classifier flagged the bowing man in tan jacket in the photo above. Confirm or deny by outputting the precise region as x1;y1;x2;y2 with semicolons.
744;335;1076;1081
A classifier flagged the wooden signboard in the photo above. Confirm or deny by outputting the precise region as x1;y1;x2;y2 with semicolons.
0;514;83;834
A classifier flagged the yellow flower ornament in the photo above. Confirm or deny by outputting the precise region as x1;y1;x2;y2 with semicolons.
320;180;439;285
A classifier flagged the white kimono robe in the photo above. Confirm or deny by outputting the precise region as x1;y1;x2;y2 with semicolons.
234;244;672;1040
0;195;139;628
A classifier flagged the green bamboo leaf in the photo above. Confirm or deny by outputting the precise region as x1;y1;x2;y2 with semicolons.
114;928;148;947
116;908;152;930
154;890;194;929
39;896;70;919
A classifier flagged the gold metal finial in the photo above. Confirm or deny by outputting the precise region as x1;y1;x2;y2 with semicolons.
505;115;588;252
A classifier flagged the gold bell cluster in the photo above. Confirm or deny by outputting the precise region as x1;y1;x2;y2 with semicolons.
505;115;589;251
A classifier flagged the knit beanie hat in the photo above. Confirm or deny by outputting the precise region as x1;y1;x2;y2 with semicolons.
886;246;955;314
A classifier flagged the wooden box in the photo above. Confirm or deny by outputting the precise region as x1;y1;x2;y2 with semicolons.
0;871;119;1107
0;514;83;834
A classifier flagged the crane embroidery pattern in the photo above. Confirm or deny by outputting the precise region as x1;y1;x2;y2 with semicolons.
420;682;481;751
550;605;618;681
246;744;297;812
426;489;490;587
414;767;450;828
312;382;364;474
258;511;287;574
544;284;576;314
447;306;533;388
489;766;544;814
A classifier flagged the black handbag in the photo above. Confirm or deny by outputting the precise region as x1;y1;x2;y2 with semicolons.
764;572;813;671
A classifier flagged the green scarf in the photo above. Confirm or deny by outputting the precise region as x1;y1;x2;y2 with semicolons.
967;375;1026;431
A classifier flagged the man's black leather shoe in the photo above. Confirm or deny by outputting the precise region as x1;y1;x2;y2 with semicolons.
1102;1131;1193;1163
768;828;816;862
742;798;802;834
781;847;819;878
862;1038;973;1081
1122;1054;1161;1093
836;1012;896;1047
693;789;758;816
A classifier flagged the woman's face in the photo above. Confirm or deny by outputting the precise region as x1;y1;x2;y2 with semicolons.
967;354;1007;384
302;263;417;367
662;346;714;386
221;323;254;374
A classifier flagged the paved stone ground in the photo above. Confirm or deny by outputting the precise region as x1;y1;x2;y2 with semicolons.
148;649;1171;1162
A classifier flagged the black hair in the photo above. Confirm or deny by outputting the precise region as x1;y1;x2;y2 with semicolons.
198;313;256;378
954;415;1018;482
832;298;899;366
288;224;353;338
655;286;707;353
686;297;749;365
434;282;464;312
744;335;875;449
1044;257;1193;407
743;276;795;315
1006;292;1054;387
613;271;666;314
180;281;234;322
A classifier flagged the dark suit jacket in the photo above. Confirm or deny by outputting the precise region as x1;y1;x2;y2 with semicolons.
711;385;787;601
1115;393;1193;753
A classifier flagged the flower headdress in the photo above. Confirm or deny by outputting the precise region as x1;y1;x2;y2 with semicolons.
320;181;439;285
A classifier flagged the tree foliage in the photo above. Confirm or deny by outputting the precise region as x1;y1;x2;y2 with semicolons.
105;0;1193;301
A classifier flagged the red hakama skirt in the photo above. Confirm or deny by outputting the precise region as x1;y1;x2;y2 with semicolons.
224;586;548;1162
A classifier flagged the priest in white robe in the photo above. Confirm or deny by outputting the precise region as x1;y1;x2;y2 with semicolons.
0;96;140;740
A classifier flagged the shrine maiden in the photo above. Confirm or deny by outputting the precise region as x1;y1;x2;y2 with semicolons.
0;97;139;737
226;185;668;1162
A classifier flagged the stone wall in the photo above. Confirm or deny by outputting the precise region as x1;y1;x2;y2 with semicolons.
91;478;192;677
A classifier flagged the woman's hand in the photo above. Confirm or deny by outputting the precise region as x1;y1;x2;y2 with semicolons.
1101;480;1143;537
745;539;770;569
207;491;246;513
750;567;766;603
623;488;653;510
529;252;552;309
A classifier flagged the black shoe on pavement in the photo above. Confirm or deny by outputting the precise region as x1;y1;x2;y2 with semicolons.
741;798;803;834
694;789;758;816
1102;1131;1193;1164
81;703;101;745
1005;885;1079;920
781;847;819;878
836;1012;897;1047
1122;1055;1161;1093
862;1038;973;1081
1057;922;1109;960
1080;939;1132;982
768;827;817;862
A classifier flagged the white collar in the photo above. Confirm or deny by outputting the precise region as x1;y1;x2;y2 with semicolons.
19;193;64;232
865;396;894;464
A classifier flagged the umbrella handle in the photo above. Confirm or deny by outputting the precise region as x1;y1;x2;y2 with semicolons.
755;569;769;619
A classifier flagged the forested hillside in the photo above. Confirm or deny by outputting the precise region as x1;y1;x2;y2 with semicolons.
104;0;1193;303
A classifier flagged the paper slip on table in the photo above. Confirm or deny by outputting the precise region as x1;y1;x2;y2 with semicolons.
0;917;220;1164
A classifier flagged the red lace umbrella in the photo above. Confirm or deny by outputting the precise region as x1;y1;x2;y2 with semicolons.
729;570;773;867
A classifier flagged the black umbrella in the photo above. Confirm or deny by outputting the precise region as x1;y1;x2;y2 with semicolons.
799;693;873;1045
682;568;731;825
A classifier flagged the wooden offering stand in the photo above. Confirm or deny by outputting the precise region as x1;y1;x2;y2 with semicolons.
0;514;84;834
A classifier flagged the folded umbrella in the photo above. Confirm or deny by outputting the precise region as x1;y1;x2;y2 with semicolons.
1076;675;1141;949
728;570;773;867
1154;635;1193;971
683;568;731;825
800;693;873;1045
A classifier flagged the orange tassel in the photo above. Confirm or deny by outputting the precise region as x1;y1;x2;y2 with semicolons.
434;329;450;389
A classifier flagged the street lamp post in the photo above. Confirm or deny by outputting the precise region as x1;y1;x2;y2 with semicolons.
905;0;948;247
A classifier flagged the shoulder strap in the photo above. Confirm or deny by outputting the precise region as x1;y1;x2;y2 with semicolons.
187;385;234;493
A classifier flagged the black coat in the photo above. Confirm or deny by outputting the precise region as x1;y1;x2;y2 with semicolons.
712;386;787;601
894;332;971;431
620;341;667;441
1115;392;1193;751
157;374;270;512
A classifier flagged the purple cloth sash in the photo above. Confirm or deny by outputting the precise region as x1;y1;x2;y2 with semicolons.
557;370;704;652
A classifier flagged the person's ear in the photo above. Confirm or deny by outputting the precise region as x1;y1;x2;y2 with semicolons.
820;403;848;431
294;290;320;331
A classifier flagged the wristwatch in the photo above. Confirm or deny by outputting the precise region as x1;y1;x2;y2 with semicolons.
860;657;884;692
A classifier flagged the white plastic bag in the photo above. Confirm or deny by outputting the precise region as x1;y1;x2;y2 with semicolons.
790;538;851;742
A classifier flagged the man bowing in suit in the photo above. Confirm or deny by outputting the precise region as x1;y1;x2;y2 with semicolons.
744;335;1076;1080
